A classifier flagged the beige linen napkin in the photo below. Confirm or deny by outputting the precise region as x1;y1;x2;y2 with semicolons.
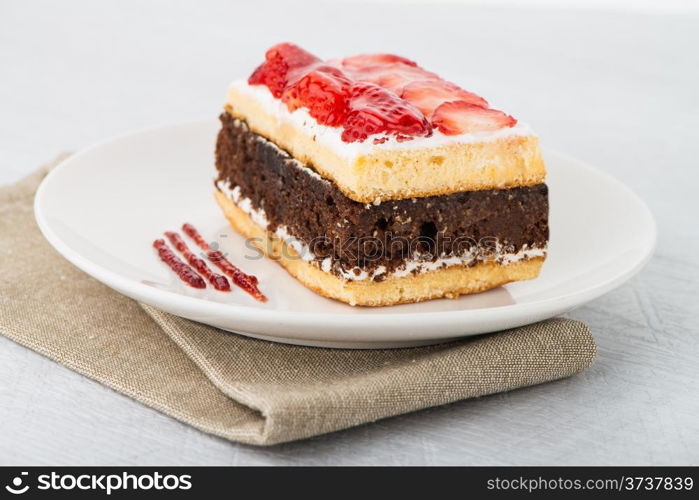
0;158;596;445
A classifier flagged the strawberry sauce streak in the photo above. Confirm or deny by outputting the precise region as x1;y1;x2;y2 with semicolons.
182;223;267;302
165;232;230;292
153;239;206;289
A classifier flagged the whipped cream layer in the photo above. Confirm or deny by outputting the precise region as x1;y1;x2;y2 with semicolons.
227;80;534;161
216;180;546;282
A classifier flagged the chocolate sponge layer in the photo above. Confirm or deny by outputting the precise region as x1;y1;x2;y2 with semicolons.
215;113;549;280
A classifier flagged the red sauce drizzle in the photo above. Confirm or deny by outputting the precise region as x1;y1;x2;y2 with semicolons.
181;223;267;302
153;239;206;289
165;232;231;292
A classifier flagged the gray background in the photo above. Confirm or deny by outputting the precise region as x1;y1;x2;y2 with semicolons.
1;0;697;465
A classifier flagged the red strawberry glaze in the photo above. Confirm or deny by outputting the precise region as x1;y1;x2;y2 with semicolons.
165;231;230;292
181;223;267;302
248;43;518;142
153;239;206;289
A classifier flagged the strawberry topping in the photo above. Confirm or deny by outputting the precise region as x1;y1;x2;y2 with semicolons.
432;101;517;135
342;83;432;143
339;61;439;94
248;42;320;97
401;80;488;117
282;67;352;126
247;43;518;141
338;53;418;70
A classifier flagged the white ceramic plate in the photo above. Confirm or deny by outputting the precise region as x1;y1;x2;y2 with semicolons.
34;119;655;348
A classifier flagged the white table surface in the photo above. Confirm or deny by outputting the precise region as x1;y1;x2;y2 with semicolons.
1;0;698;465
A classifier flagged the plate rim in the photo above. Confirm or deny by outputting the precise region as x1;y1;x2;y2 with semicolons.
33;119;657;330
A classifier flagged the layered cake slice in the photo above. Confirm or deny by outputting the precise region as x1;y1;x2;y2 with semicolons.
214;43;548;306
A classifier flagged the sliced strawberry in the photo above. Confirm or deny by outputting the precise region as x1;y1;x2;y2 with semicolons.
341;83;432;142
281;67;352;126
401;80;488;117
339;53;417;70
248;42;320;97
345;63;439;94
432;101;517;135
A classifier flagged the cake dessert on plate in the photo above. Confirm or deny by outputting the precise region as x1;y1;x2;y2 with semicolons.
214;43;548;306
